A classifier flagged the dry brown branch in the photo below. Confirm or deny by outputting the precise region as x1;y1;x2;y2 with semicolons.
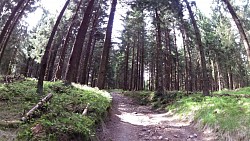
82;103;90;116
0;120;21;127
21;93;53;121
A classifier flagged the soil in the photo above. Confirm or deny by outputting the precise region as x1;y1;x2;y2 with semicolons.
97;92;216;141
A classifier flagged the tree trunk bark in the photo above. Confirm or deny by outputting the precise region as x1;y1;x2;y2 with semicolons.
184;0;210;96
81;9;99;84
173;26;179;90
155;9;164;96
0;0;30;62
0;0;26;52
124;42;130;90
54;0;85;80
140;32;144;90
164;29;171;91
37;0;70;94
130;41;135;90
0;0;28;63
222;0;250;65
97;0;117;89
86;38;97;85
65;0;95;84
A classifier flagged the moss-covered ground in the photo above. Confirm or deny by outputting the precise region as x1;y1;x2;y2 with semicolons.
0;78;111;141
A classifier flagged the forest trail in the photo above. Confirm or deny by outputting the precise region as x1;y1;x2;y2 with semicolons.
97;92;215;141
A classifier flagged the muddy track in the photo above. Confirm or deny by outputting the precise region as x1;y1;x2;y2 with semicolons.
97;92;216;141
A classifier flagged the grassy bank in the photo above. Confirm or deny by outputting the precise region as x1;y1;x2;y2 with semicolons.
124;89;250;140
0;78;111;140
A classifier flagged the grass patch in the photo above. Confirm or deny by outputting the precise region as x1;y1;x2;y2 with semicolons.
213;87;250;95
0;78;111;140
168;92;250;140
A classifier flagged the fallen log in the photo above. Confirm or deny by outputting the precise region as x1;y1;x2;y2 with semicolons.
21;93;53;122
0;120;21;127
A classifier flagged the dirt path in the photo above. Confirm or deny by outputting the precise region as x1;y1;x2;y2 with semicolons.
97;92;216;141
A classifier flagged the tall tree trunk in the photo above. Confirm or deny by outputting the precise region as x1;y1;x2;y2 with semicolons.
81;9;99;84
228;67;233;90
66;0;95;84
173;26;179;90
164;29;171;90
0;0;29;63
6;47;18;75
24;57;31;77
155;9;164;96
86;38;97;85
54;0;85;80
180;20;194;92
140;33;144;90
130;42;135;90
216;62;223;90
96;0;117;89
181;27;189;92
124;42;130;90
184;0;210;96
46;43;60;81
0;0;26;52
222;0;250;65
36;0;70;94
135;32;140;90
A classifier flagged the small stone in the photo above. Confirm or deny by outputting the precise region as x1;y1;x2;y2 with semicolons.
152;136;158;139
158;136;163;140
194;133;198;137
141;128;147;131
174;134;179;138
164;137;169;140
189;135;194;138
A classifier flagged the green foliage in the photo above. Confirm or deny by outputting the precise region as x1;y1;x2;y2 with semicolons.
0;79;111;140
167;91;250;139
213;87;250;95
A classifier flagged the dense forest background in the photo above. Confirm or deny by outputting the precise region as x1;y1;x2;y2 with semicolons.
1;0;250;96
